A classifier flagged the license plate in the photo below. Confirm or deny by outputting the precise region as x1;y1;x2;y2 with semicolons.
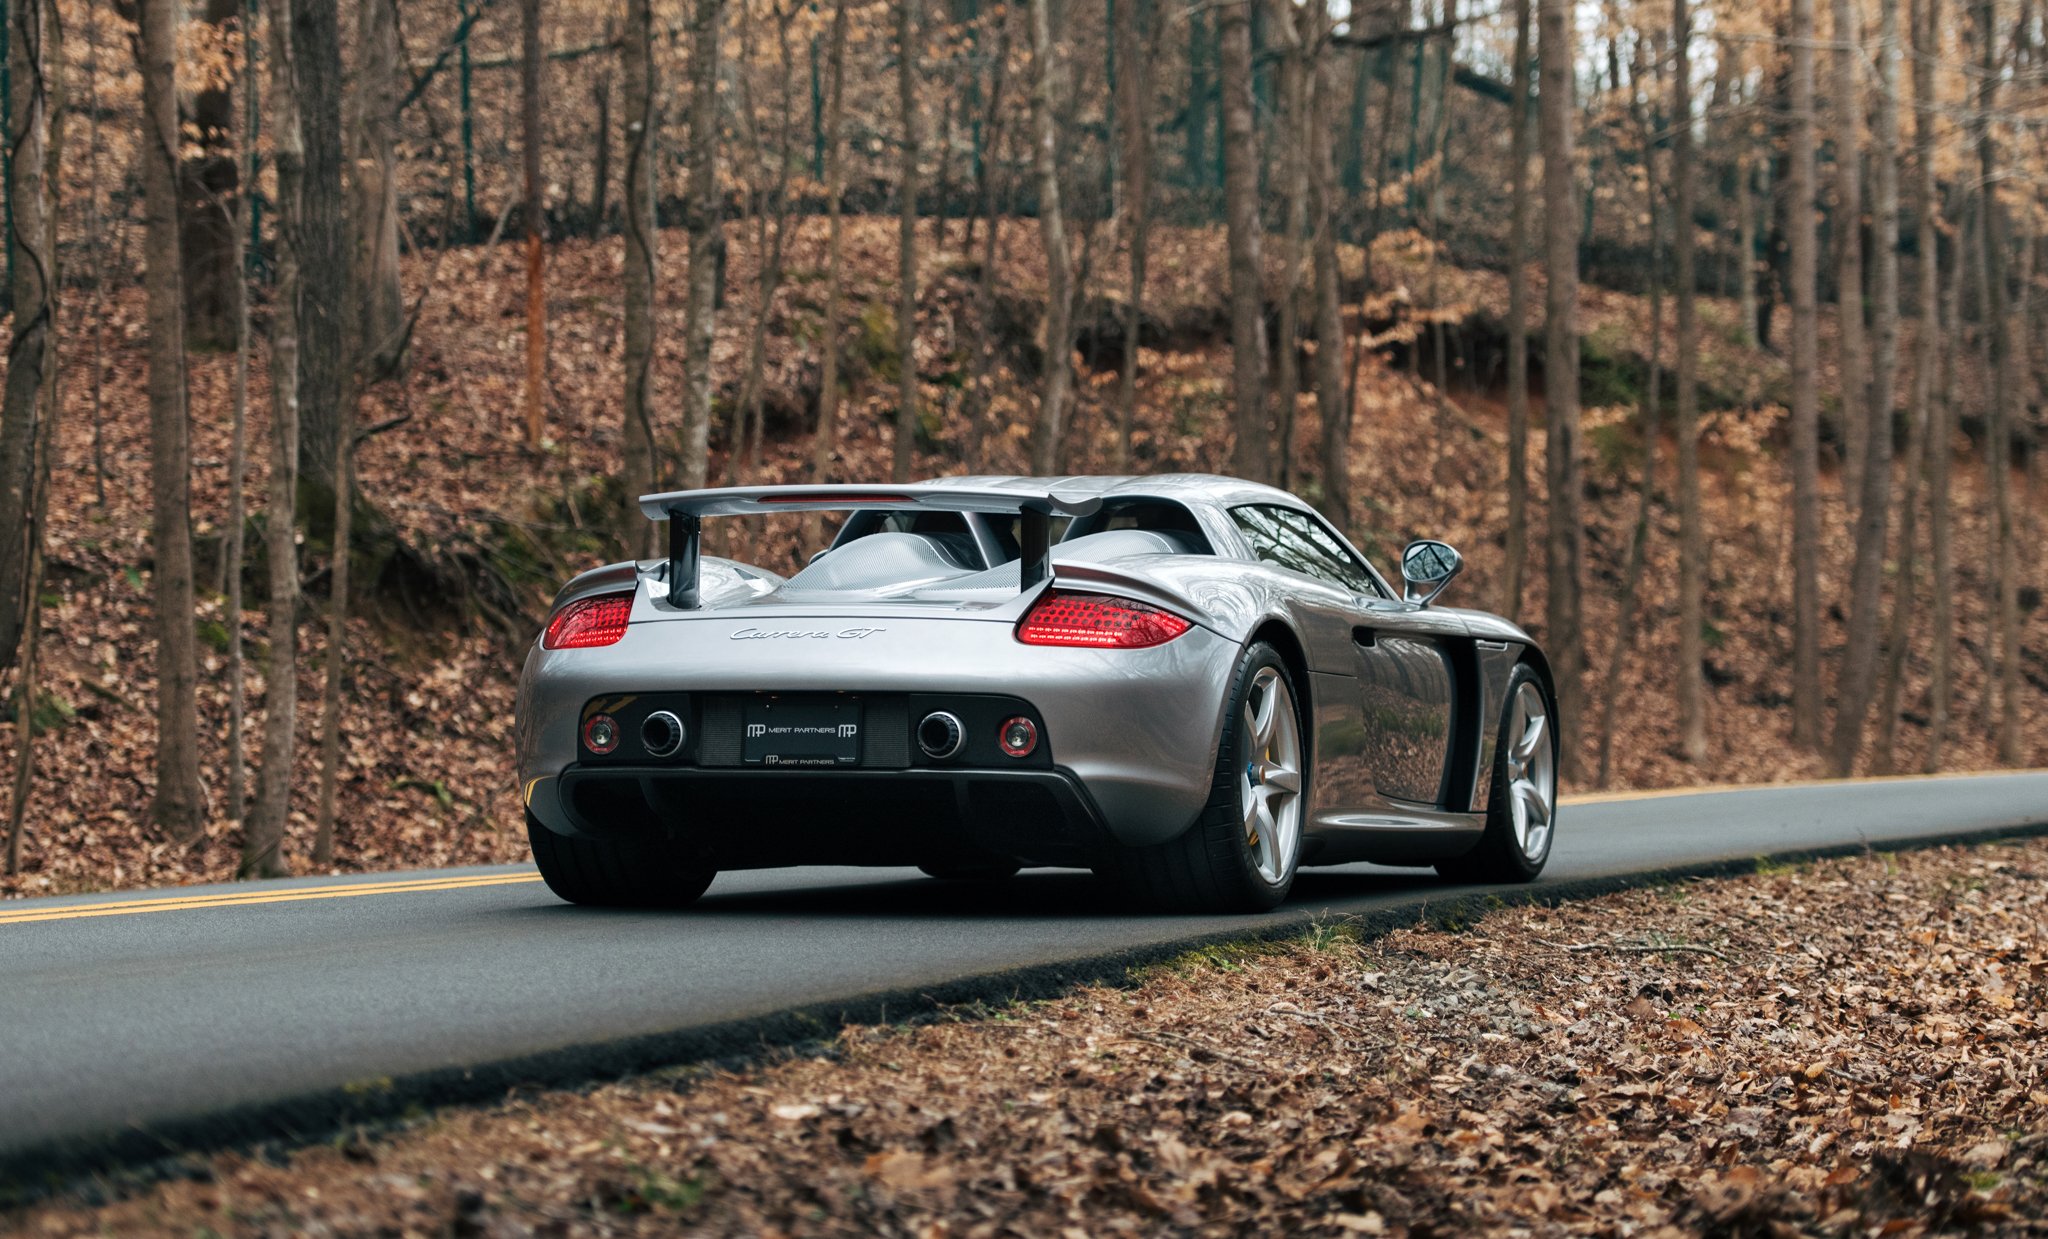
741;697;862;767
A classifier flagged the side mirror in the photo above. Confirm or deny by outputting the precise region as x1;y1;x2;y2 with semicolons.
807;548;832;567
1400;539;1463;607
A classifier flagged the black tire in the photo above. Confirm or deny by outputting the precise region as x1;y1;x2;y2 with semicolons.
1095;640;1306;912
1436;662;1557;884
917;861;1022;882
526;813;717;908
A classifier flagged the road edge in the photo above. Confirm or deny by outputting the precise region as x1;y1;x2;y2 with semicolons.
7;815;2047;1204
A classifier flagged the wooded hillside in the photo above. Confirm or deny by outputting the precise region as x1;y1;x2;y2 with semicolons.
0;0;2042;892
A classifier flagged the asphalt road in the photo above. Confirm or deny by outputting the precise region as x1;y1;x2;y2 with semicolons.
2;771;2045;1181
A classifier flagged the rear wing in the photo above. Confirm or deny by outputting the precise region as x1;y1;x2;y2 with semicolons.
638;484;1103;609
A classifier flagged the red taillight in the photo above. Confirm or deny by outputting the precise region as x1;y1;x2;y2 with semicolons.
543;592;634;649
1016;591;1192;649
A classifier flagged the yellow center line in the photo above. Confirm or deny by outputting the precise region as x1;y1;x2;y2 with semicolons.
0;873;544;926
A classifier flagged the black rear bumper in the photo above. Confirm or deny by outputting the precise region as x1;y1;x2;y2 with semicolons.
550;765;1115;869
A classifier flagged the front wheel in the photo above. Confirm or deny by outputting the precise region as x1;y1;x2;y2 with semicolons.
1436;663;1557;884
527;813;717;908
1096;641;1306;912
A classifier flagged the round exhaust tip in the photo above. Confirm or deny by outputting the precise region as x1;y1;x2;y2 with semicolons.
917;711;965;761
641;710;686;759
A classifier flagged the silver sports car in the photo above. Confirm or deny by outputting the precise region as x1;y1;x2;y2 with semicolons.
515;475;1559;912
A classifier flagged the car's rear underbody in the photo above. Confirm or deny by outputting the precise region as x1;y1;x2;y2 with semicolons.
517;604;1243;869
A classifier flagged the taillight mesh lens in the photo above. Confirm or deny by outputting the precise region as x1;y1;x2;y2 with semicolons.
543;592;634;649
1016;592;1192;648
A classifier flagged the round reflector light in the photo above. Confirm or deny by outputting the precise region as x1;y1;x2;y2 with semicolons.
582;713;621;755
998;716;1039;759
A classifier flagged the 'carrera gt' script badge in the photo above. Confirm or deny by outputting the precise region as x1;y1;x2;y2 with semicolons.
729;626;884;641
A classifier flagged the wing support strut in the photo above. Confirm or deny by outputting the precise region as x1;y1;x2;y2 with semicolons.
1018;502;1052;592
666;507;702;609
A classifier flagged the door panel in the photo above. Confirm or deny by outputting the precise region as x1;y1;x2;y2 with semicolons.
1309;670;1374;822
1350;631;1457;805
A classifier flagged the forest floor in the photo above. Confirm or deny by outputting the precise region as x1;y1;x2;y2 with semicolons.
2;215;2042;897
10;834;2047;1235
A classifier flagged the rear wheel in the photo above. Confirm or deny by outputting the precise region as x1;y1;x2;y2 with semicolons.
1097;641;1305;912
526;813;717;908
1436;664;1557;884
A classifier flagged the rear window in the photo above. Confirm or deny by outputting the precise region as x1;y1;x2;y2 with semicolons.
1060;498;1210;553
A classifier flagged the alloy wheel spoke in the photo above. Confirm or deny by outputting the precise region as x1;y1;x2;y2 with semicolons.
1251;675;1278;748
1238;668;1300;886
1514;705;1546;763
1251;800;1277;871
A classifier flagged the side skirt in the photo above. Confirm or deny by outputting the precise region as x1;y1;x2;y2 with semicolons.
1302;803;1487;866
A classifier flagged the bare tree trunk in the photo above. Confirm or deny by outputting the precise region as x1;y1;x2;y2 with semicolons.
310;382;355;868
224;5;256;826
961;6;1011;472
1975;0;2021;763
1874;21;1925;774
1909;0;1950;773
1113;0;1152;472
349;0;404;378
1220;0;1268;483
1027;0;1075;475
138;0;205;842
245;0;303;880
734;7;798;484
4;490;45;877
1926;176;1962;770
1829;0;1899;775
808;0;850;502
1500;0;1532;619
681;0;725;491
293;0;346;497
1538;0;1584;777
591;56;613;232
1422;0;1456;507
3;0;59;875
1308;13;1349;530
0;0;59;678
5;317;58;879
1268;0;1307;490
1596;41;1663;789
1787;0;1824;748
894;0;921;482
1737;152;1758;347
181;0;240;350
84;6;109;514
1831;0;1868;506
622;0;659;555
930;81;952;256
521;0;547;447
1674;0;1707;765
